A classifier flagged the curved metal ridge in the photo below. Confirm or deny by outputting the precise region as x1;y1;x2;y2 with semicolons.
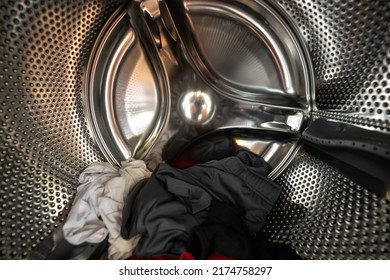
177;0;296;96
105;29;135;159
163;0;313;109
84;0;314;178
85;9;127;165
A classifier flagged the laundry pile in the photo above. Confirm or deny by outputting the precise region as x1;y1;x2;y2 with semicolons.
62;159;150;259
62;146;299;260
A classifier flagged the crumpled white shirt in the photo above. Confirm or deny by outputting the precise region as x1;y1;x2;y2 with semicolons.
63;158;151;259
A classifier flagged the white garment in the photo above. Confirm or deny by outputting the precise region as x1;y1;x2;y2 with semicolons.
144;131;174;171
63;158;151;259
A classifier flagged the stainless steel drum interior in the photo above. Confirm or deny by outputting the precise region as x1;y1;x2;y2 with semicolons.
1;0;389;259
85;0;313;178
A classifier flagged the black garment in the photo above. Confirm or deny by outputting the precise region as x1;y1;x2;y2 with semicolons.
169;134;239;169
188;199;253;260
121;150;282;256
188;135;238;163
121;178;149;240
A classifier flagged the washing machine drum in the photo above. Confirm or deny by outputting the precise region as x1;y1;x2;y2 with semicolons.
0;0;389;260
84;0;313;179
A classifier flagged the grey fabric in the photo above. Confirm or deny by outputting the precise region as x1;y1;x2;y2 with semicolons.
121;150;282;256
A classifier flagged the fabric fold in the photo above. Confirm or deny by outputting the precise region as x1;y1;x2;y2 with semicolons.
63;158;151;259
121;150;282;257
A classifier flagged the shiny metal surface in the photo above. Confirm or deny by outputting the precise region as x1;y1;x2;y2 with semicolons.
0;0;389;260
85;10;161;164
0;0;119;259
166;0;311;108
263;147;390;259
277;0;390;132
179;90;215;124
85;0;313;177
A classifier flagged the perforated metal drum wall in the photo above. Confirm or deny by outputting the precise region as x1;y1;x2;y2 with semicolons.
263;0;390;259
0;0;119;259
0;0;389;260
277;0;390;131
263;148;390;259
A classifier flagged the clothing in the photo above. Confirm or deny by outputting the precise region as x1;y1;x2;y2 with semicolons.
144;131;175;171
131;251;233;260
121;150;281;256
169;134;239;169
63;158;151;259
188;199;253;260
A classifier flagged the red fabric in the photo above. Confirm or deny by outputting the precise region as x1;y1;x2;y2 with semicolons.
130;251;233;260
206;252;234;260
131;255;180;260
169;147;197;169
